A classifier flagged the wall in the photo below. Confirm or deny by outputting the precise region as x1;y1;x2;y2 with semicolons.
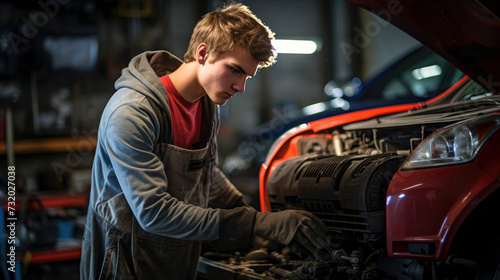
0;0;420;193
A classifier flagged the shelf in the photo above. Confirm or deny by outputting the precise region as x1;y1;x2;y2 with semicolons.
2;192;89;211
30;247;82;264
0;136;97;155
36;192;89;209
26;241;82;265
2;194;87;268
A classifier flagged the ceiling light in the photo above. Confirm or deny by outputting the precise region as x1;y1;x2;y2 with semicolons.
272;39;317;54
411;65;442;80
302;102;327;115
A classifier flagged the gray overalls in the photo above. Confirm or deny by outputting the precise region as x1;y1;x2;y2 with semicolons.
81;97;215;279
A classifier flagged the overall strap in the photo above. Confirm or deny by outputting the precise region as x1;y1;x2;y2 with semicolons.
122;96;174;278
201;96;215;143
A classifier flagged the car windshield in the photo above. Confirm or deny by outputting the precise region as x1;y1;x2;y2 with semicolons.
360;49;464;102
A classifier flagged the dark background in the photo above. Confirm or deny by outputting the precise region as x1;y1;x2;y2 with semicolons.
0;0;420;196
0;1;422;278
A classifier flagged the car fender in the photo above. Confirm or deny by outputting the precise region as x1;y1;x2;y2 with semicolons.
386;130;500;260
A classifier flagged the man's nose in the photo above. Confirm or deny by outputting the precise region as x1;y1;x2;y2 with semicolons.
233;77;247;93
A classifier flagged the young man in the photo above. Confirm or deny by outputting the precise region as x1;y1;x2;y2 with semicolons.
80;3;329;279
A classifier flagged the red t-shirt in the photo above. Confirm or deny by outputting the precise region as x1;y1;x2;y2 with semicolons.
159;75;204;149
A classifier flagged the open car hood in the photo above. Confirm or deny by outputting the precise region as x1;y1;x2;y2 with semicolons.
346;0;500;93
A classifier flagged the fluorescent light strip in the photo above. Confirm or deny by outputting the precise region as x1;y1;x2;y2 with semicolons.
302;102;327;115
411;65;442;80
272;39;317;54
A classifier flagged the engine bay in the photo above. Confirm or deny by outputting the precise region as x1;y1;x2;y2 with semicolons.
198;95;500;280
199;126;432;280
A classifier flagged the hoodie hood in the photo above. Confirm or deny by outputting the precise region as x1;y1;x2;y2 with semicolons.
115;50;183;111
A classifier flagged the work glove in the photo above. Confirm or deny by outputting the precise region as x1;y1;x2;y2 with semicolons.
253;210;329;259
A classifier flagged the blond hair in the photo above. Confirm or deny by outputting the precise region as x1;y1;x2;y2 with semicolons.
184;2;277;68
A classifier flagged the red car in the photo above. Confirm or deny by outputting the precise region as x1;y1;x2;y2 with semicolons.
199;0;500;279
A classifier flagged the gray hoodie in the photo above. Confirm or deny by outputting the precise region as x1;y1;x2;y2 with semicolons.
87;50;255;240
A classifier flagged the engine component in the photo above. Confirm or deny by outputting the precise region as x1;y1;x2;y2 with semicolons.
267;153;405;246
331;249;360;264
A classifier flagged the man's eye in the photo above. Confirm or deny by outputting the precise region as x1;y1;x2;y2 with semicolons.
230;67;241;74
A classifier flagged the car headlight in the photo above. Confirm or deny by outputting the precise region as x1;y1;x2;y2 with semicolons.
402;114;500;170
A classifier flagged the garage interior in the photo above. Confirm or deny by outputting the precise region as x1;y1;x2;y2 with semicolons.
0;0;422;279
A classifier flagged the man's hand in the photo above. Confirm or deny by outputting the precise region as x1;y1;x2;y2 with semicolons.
253;210;329;259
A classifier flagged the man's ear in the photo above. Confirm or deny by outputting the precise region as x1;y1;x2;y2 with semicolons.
196;43;208;64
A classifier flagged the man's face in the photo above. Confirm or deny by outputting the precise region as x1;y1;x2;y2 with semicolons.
198;45;259;105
